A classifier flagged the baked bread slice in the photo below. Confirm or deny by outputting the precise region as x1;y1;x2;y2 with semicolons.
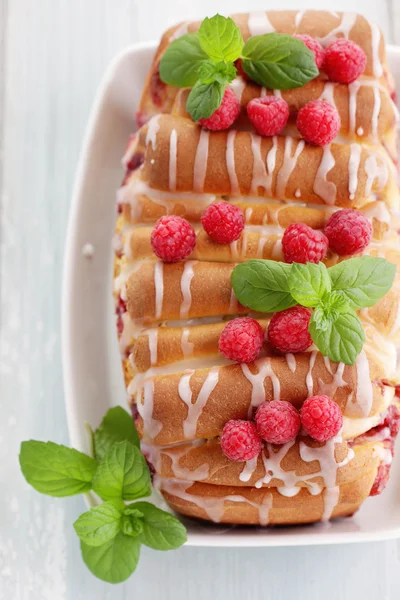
114;10;400;525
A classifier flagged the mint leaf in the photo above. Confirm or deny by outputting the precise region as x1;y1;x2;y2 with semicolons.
242;33;319;89
81;533;140;584
288;263;331;307
198;60;236;85
19;441;97;497
309;310;365;365
92;441;151;502
311;305;331;332
198;15;243;62
73;501;122;547
94;406;140;461
121;514;143;538
328;257;396;309
134;502;187;551
231;260;296;313
186;80;225;121
159;34;208;87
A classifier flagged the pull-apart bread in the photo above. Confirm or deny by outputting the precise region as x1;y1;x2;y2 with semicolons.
114;11;400;526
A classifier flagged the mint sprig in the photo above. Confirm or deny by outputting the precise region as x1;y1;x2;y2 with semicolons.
19;407;187;584
159;14;319;121
231;256;395;365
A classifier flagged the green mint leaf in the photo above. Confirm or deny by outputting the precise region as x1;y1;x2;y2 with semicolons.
134;502;187;551
326;290;350;313
186;80;225;121
121;514;143;538
159;33;208;87
198;15;243;62
309;310;365;365
231;260;296;313
94;406;140;461
73;501;122;547
81;533;140;584
92;441;151;502
242;33;319;89
19;441;97;497
311;305;331;332
198;60;237;85
288;262;331;307
328;256;396;309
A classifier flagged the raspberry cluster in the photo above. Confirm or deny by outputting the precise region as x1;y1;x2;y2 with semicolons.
221;395;343;462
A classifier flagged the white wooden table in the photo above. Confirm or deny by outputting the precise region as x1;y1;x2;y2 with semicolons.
1;0;400;597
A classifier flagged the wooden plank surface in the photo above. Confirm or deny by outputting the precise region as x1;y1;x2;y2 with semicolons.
0;0;399;598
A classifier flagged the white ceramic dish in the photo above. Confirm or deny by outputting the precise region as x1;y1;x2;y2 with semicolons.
62;41;400;547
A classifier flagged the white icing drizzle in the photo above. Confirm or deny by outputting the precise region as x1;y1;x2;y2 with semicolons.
169;128;178;191
226;130;240;195
181;328;194;358
241;359;281;418
230;77;246;103
137;379;163;439
357;127;364;136
193;129;209;192
371;84;381;139
143;442;210;481
345;351;373;417
250;134;277;196
318;359;347;398
154;261;164;319
364;153;388;197
295;10;306;28
276;138;305;199
295;189;301;198
348;143;362;200
179;367;219;439
317;12;357;46
285;353;297;374
169;22;189;42
229;287;239;313
370;22;383;78
147;328;158;366
180;261;196;319
145;115;161;150
314;145;337;205
306;351;317;396
239;456;259;483
247;11;275;36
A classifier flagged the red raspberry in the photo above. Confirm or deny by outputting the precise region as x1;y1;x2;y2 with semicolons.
255;400;301;444
150;215;196;262
324;39;367;84
247;96;290;137
221;420;262;461
300;395;343;442
282;222;328;264
370;464;390;496
201;202;244;244
234;58;250;81
293;34;325;69
324;209;372;256
219;317;264;363
198;88;240;131
267;306;312;353
297;100;340;146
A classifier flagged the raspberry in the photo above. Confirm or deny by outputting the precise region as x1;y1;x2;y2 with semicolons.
198;88;240;131
297;100;340;146
324;209;372;256
370;464;390;496
293;34;325;69
219;317;264;363
150;216;196;262
201;202;245;244
135;110;149;128
267;306;312;353
234;58;250;81
324;39;367;84
221;420;262;461
282;222;328;264
247;96;289;137
300;395;343;442
255;400;301;444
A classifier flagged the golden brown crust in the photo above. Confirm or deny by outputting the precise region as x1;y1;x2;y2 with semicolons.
157;468;377;525
137;115;393;207
134;353;386;445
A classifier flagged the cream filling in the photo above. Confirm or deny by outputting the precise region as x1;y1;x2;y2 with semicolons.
342;385;395;439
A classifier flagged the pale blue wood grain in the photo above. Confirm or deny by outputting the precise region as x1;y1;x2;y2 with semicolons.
1;0;399;598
